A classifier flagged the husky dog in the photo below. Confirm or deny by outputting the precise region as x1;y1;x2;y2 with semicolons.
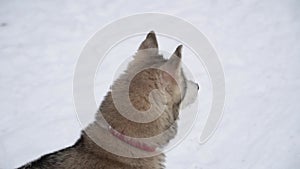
18;31;199;169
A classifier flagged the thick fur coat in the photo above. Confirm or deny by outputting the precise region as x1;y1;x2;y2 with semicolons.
19;31;198;169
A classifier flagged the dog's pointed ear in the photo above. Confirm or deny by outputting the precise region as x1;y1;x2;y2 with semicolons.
171;44;182;60
167;45;182;71
161;45;183;77
138;31;158;51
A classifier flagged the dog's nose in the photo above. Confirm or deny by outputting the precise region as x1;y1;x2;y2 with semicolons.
197;83;199;90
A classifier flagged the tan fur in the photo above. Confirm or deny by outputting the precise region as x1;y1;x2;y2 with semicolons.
19;31;198;169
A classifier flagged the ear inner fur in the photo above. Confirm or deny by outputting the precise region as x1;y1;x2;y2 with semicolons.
138;31;159;51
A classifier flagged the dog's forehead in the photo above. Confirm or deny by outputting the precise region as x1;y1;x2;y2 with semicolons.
131;53;166;67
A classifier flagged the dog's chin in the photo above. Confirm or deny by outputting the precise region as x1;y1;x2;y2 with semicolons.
180;80;199;109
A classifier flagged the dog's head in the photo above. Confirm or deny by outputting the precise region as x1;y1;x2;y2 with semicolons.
128;31;199;115
99;31;198;147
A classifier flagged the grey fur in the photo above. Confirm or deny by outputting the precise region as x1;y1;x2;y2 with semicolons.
18;31;198;169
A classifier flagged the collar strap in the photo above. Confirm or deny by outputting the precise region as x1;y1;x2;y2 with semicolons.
108;126;156;152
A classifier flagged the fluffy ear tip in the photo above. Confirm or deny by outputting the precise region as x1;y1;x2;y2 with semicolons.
175;45;183;57
146;30;156;39
177;44;183;51
138;31;158;51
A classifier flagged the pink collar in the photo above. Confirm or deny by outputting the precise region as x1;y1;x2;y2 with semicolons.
108;127;156;152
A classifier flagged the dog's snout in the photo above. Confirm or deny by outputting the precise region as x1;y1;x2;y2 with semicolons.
196;83;199;90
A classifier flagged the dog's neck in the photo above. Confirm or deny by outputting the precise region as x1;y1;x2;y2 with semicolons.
93;120;158;152
108;125;157;152
80;92;178;168
82;122;165;168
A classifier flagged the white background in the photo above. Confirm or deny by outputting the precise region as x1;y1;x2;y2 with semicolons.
0;0;299;168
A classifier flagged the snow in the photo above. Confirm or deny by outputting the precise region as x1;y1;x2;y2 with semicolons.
0;0;299;168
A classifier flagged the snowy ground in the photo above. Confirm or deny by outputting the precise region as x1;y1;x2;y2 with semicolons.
0;0;299;168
